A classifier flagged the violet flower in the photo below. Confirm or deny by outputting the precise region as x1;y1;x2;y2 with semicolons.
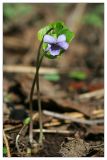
43;34;69;56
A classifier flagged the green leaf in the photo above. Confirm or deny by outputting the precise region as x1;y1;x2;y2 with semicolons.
44;73;60;82
37;21;74;42
3;146;7;156
37;24;53;41
52;21;64;33
68;71;87;80
23;117;31;125
58;28;75;42
52;21;64;27
42;43;48;50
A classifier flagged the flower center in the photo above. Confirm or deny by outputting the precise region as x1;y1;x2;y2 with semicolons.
51;43;60;50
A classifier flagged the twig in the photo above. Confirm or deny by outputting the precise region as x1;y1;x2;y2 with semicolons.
33;129;73;134
3;65;58;74
3;130;11;157
43;110;104;125
4;124;22;132
4;113;39;133
16;125;28;154
78;89;104;100
92;109;104;118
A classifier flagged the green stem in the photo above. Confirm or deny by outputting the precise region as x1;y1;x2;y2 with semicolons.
36;54;44;144
29;28;53;145
29;53;44;144
29;42;43;144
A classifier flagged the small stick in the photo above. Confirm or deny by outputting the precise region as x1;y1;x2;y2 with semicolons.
16;124;28;154
4;113;38;133
3;65;58;75
78;89;104;100
43;110;104;125
4;124;22;132
33;129;73;134
3;130;11;157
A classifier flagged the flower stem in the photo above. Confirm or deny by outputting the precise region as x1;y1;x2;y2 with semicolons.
36;55;44;144
29;28;53;145
29;42;43;144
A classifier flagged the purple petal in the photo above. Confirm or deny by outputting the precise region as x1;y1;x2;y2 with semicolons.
57;34;66;43
44;35;56;44
46;44;51;51
49;48;60;56
58;41;69;50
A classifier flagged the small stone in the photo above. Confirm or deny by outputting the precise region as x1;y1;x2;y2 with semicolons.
59;137;90;157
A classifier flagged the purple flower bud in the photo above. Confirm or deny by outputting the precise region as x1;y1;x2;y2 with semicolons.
43;34;69;56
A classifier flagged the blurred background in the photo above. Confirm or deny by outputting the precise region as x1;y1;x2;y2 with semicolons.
3;3;104;92
3;4;103;67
